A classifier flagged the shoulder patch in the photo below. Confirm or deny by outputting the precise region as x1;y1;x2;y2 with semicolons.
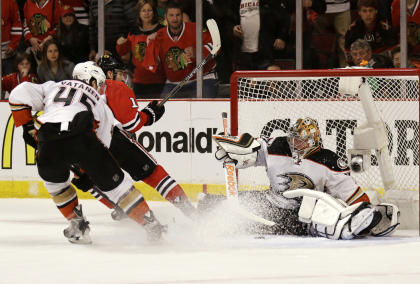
337;158;348;170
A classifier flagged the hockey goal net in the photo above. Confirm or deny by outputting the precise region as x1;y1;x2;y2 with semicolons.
230;69;419;230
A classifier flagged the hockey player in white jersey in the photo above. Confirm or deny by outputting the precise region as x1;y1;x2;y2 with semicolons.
8;65;165;244
200;117;400;240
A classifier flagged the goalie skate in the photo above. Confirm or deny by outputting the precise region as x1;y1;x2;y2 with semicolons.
63;205;92;244
143;210;167;242
340;203;382;240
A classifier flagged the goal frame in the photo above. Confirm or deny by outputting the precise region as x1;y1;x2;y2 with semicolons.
230;68;420;232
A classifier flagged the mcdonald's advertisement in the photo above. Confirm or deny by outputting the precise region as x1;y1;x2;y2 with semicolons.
0;100;230;199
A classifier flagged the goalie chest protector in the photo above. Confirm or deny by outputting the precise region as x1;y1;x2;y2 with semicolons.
263;137;358;203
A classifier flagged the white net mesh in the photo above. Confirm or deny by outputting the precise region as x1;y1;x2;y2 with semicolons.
232;72;419;195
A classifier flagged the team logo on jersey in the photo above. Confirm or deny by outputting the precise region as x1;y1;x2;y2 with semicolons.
273;172;314;192
29;14;50;37
134;42;147;62
337;158;348;170
165;47;189;71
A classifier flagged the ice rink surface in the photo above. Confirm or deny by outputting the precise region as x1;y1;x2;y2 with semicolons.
1;199;419;284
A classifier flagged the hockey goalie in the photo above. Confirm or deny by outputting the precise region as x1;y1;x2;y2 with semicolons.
199;117;400;240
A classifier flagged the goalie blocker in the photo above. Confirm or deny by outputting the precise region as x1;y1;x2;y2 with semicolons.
212;132;400;239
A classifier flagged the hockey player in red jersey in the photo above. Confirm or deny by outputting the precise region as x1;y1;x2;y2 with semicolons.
71;55;197;221
200;118;400;240
8;62;166;244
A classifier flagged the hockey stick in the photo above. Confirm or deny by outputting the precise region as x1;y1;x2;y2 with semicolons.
220;112;276;226
157;19;221;107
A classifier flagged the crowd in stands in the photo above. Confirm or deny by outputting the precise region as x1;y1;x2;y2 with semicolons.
1;0;419;100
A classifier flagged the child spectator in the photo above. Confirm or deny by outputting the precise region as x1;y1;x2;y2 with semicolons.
55;5;90;64
345;0;398;60
116;0;165;99
60;0;89;26
37;38;74;82
1;52;38;98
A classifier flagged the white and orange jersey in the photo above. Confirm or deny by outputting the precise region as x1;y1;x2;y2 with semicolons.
9;80;117;147
256;136;369;207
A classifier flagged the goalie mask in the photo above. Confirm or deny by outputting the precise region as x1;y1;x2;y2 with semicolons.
287;118;321;163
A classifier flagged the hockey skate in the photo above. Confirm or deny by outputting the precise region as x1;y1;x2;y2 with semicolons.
63;204;92;244
143;210;167;242
111;206;127;221
340;203;382;240
172;195;199;220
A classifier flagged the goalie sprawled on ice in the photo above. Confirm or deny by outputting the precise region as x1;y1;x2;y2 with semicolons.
199;117;400;240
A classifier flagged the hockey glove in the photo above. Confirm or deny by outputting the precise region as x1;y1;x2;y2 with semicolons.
142;101;165;126
70;165;93;192
22;121;37;149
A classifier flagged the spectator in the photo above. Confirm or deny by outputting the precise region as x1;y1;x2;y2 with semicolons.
391;0;420;64
55;5;90;64
88;0;137;62
146;1;218;98
312;0;350;67
284;0;327;69
345;0;398;60
2;0;23;76
37;38;74;82
156;0;169;25
22;0;60;62
349;38;393;68
60;0;89;26
2;52;38;99
116;0;165;99
391;47;417;68
226;0;291;71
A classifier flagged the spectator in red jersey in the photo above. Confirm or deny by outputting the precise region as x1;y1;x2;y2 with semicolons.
55;5;90;64
22;0;60;60
37;38;74;83
345;0;398;61
146;1;218;98
1;0;24;76
2;52;38;98
116;0;165;99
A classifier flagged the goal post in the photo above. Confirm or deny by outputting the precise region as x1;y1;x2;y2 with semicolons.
230;68;420;230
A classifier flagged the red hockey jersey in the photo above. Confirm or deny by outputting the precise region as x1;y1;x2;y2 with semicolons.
116;27;165;85
100;79;150;133
2;72;38;93
146;22;215;83
1;0;23;55
23;0;60;41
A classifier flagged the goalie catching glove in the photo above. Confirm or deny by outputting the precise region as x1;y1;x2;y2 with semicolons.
213;133;261;169
142;101;165;126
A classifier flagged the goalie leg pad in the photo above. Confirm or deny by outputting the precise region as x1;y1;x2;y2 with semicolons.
285;189;380;240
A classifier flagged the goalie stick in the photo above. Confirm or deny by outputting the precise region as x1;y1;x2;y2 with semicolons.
220;112;276;226
157;19;221;107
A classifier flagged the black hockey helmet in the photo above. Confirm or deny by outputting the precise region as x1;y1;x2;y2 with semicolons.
97;54;125;74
